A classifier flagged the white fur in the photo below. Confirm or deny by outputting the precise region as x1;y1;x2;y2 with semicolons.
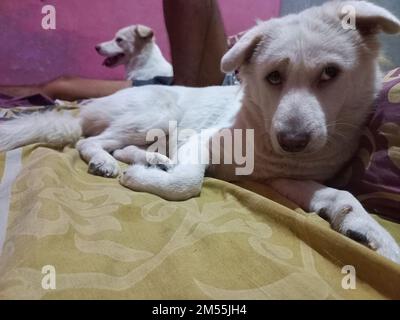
1;1;400;263
96;24;173;80
0;112;81;151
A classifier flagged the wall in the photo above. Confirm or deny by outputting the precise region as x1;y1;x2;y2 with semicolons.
220;0;280;37
280;0;400;69
0;0;280;85
0;0;167;85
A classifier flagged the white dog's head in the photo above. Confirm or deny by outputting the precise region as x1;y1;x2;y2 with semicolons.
222;0;400;155
95;25;154;68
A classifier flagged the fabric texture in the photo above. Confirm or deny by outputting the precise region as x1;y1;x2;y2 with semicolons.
332;68;400;222
0;94;54;109
0;100;400;299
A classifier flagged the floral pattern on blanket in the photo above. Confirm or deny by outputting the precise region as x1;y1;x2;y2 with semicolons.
0;146;400;299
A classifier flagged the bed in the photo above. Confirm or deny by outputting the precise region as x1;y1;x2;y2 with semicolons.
0;97;400;300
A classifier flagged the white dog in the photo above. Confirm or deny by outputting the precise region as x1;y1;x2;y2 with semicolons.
1;1;400;263
95;24;173;81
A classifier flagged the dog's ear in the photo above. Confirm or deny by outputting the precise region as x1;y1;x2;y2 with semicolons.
221;26;264;73
135;25;154;39
341;1;400;34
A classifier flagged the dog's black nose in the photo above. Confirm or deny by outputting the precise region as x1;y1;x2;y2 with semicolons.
277;132;310;153
95;45;101;52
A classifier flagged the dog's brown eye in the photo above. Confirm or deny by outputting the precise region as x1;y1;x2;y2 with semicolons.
321;66;340;82
266;71;282;86
116;37;123;44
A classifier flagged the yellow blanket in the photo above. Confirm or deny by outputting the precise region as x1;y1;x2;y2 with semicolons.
0;142;399;299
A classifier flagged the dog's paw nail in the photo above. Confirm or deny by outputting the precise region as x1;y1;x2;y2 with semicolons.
340;206;353;215
317;208;329;221
156;164;169;171
368;241;379;251
88;162;97;171
346;229;369;247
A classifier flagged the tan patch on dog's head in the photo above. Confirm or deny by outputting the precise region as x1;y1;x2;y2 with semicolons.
96;24;155;68
135;25;154;40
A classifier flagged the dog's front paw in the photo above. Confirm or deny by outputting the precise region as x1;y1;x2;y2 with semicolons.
320;204;400;264
113;147;135;164
113;145;173;170
119;165;143;190
88;154;119;178
146;152;173;171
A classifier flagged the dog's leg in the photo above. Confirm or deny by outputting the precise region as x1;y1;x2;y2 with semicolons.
113;145;172;169
120;163;206;201
270;179;400;263
76;131;127;178
120;134;208;200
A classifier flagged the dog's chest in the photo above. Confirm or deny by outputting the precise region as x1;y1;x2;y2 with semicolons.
207;132;354;183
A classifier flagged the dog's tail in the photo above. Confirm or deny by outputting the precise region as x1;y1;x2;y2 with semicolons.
0;111;82;152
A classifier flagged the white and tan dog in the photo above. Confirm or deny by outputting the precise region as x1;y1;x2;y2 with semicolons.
95;24;173;80
1;1;400;263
